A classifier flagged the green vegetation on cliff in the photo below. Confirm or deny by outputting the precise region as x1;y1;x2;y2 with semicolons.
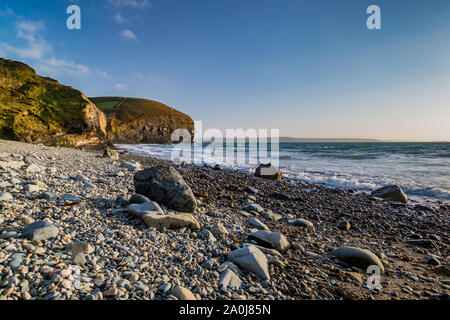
0;58;106;144
90;97;194;144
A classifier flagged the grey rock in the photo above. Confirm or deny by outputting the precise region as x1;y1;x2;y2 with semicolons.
248;230;290;253
227;245;270;280
127;201;164;218
0;192;13;201
247;218;269;230
219;269;242;292
39;192;58;201
72;253;86;265
171;286;196;300
134;165;197;212
371;185;408;203
120;161;141;171
288;218;315;232
330;246;384;273
22;220;59;241
129;194;151;204
334;220;351;230
241;203;264;214
200;229;217;242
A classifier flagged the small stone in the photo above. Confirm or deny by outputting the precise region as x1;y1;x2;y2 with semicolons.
0;192;13;201
335;220;351;230
171;286;197;300
72;253;86;265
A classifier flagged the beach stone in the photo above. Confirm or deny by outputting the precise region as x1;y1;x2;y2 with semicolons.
72;253;86;265
260;211;282;221
38;191;58;201
127;201;164;218
24;184;45;193
331;246;384;273
0;160;25;170
371;185;408;203
248;230;290;253
219;269;242;292
73;174;89;182
142;213;200;230
83;182;97;189
406;239;438;249
120;161;141;171
60;194;81;202
254;163;282;181
241;203;264;214
25;163;41;173
209;223;229;236
128;194;151;204
0;192;13;201
200;229;216;242
171;286;197;300
67;241;94;254
245;186;258;194
103;148;119;160
22;220;59;241
134;165;197;212
288;218;315;232
335;220;351;230
227;245;270;280
247;218;269;230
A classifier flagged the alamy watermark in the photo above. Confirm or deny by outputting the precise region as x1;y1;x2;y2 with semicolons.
66;5;381;31
170;121;280;174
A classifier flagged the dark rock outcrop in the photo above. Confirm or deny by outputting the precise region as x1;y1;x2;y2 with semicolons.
133;165;197;212
371;185;408;203
254;163;282;181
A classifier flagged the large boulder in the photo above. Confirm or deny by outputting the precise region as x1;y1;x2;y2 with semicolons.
371;185;408;203
227;246;270;280
134;165;197;212
330;246;384;273
247;230;290;253
254;163;282;181
142;213;200;230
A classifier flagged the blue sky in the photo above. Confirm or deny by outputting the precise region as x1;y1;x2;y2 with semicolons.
1;0;449;140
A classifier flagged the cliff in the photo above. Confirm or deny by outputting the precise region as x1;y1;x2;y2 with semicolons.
0;58;106;147
90;97;194;144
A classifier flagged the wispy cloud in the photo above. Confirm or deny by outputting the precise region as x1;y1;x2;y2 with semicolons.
114;12;127;24
0;18;98;77
114;83;128;91
118;29;137;40
133;71;159;82
0;7;14;17
108;0;151;8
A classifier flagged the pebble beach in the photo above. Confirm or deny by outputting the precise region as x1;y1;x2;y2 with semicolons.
0;139;449;300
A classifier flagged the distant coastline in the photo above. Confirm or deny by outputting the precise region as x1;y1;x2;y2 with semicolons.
278;137;449;143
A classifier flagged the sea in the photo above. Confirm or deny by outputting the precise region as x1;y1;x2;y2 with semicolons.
117;142;450;204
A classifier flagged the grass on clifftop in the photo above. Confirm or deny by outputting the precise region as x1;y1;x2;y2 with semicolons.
0;58;90;142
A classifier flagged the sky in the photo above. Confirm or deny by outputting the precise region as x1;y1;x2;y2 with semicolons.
0;0;449;141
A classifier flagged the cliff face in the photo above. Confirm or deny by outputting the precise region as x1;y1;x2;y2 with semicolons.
90;97;194;144
0;58;106;146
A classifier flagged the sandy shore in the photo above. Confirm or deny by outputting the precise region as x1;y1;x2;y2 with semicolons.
0;139;449;300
